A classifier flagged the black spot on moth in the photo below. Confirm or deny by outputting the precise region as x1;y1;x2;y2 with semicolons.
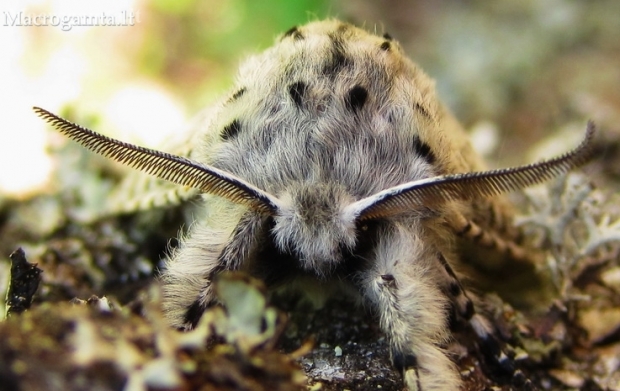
382;33;393;40
323;34;352;77
229;87;247;102
380;41;391;51
283;26;304;40
413;135;436;164
221;119;242;141
288;81;308;108
414;103;432;119
346;85;368;112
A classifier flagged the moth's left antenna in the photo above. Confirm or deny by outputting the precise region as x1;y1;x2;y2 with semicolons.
33;106;281;214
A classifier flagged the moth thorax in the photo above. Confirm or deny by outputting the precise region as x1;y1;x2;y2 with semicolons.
272;182;358;273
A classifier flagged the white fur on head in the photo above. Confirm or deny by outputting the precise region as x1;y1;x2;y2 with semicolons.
272;182;357;274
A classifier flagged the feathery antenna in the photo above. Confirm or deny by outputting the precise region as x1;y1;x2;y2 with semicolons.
33;107;280;214
352;122;596;220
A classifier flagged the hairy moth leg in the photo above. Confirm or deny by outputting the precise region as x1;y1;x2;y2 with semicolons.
160;220;229;330
468;312;515;376
160;207;265;329
436;252;475;326
447;210;530;261
435;252;517;377
354;223;460;391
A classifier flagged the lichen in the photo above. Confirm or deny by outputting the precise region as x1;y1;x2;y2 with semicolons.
0;274;305;391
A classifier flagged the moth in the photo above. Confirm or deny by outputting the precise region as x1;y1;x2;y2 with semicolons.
35;20;595;391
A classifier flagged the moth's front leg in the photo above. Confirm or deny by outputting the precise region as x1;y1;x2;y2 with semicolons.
160;209;265;330
354;223;461;391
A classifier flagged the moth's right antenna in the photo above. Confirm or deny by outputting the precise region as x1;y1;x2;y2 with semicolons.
34;107;281;215
350;122;596;221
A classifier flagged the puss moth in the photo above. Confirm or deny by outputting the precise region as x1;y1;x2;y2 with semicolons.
34;20;594;391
